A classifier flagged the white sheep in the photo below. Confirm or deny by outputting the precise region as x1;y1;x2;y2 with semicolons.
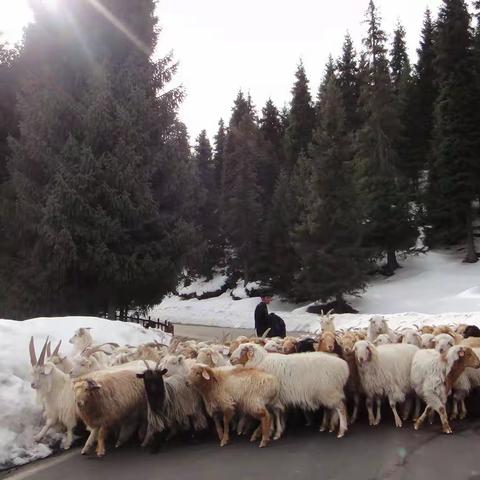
230;343;349;439
29;338;77;449
354;341;418;427
434;333;456;356
373;334;392;346
367;316;399;343
420;333;435;349
196;347;229;367
412;345;480;433
401;329;422;348
320;310;335;333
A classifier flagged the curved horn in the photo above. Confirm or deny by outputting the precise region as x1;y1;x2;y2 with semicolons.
155;360;161;370
46;341;52;358
52;340;62;357
143;360;151;370
29;337;37;367
38;337;49;366
261;328;271;339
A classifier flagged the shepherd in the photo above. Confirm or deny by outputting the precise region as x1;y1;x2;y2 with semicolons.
254;294;286;338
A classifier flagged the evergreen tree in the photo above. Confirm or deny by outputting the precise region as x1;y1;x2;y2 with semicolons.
1;0;195;317
355;1;417;274
427;0;479;262
402;9;437;186
294;77;367;304
284;61;315;168
337;33;361;131
213;119;226;192
258;99;283;201
315;55;336;122
390;22;411;91
221;91;262;282
190;130;222;277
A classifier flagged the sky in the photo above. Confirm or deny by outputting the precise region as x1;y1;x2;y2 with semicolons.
0;0;464;142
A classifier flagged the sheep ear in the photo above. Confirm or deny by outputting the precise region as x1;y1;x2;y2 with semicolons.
136;373;144;379
86;379;101;390
247;347;254;359
201;370;211;380
160;368;168;376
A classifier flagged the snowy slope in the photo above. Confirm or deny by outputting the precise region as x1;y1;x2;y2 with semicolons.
0;317;170;470
151;249;480;332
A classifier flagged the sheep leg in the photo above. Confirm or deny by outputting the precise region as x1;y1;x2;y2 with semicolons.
374;398;382;425
349;393;360;425
401;397;412;421
450;399;459;420
82;428;98;455
414;405;431;431
303;410;314;427
272;407;284;440
34;418;54;442
366;398;375;426
437;406;452;434
96;426;107;457
320;409;330;432
329;410;339;433
220;408;235;447
459;399;467;420
336;402;348;439
236;414;247;435
116;419;137;448
428;408;435;425
213;414;223;442
413;397;421;421
62;428;74;450
250;408;271;448
141;423;155;448
389;399;403;428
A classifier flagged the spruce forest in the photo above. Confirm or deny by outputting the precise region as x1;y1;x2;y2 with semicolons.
0;0;479;318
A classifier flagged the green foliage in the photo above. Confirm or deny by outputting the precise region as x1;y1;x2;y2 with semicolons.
284;61;316;168
294;78;368;302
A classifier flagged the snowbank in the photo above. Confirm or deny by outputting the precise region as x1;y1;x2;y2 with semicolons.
178;274;228;297
152;249;480;332
0;316;170;470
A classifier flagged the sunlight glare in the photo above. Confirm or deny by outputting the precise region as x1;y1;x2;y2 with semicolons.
0;0;33;45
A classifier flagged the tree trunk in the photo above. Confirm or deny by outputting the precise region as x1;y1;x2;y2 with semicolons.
243;261;249;285
463;208;478;263
386;248;400;273
107;302;116;320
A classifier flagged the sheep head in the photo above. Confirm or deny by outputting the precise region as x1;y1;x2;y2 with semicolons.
354;341;374;366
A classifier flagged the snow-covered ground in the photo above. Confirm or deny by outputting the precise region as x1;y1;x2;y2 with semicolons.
0;317;170;470
152;249;480;332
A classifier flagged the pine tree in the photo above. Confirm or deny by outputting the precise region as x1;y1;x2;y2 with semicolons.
355;1;417;274
213;119;226;192
315;55;336;122
258;99;283;201
337;33;361;131
390;23;411;91
284;61;315;168
221;91;262;282
427;0;479;262
1;0;196;317
294;77;368;303
402;9;437;186
190;130;222;277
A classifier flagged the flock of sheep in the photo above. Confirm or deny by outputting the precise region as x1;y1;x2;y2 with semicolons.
28;315;480;457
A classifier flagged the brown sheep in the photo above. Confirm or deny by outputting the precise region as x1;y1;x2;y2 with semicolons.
74;370;146;457
317;331;342;355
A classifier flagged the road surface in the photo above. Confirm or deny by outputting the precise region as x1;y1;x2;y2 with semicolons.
4;323;480;480
4;420;480;480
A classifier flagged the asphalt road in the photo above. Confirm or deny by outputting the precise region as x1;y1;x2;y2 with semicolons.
5;419;480;480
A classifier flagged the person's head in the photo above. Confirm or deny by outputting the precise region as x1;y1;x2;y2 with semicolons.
261;295;272;305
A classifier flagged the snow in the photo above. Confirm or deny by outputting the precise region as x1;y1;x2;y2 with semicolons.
152;249;480;333
178;274;228;297
0;316;171;471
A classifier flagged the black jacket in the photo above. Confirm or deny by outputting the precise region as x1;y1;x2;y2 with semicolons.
254;302;270;336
